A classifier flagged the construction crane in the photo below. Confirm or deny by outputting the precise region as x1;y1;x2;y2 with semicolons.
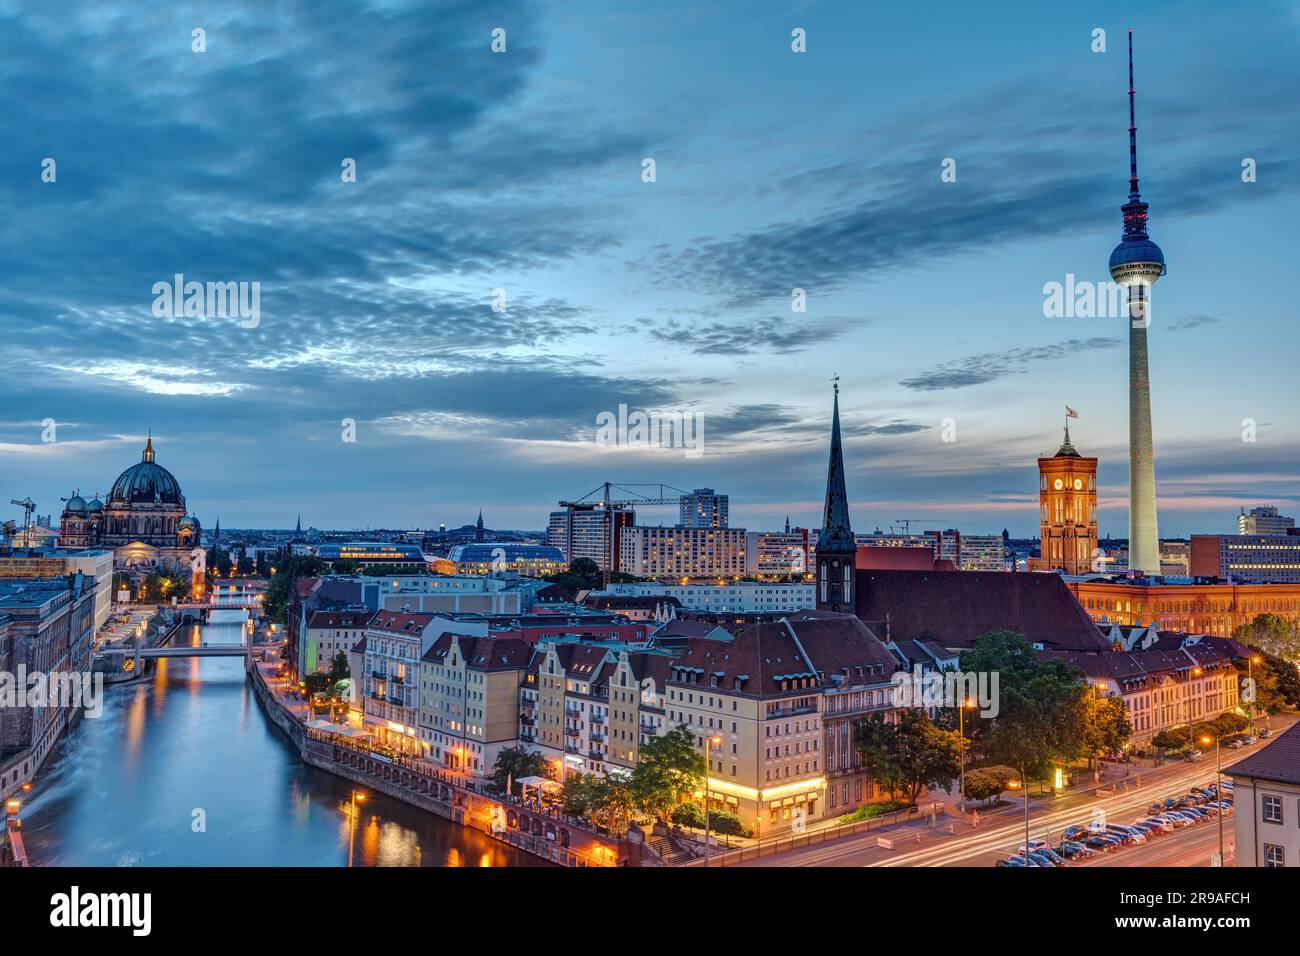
892;518;947;535
9;498;36;553
558;482;690;587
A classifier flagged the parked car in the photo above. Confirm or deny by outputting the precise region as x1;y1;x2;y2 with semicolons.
1137;817;1172;833
996;856;1028;867
1243;736;1257;745
1260;728;1272;738
1128;821;1160;836
1016;839;1050;854
1184;750;1204;761
1027;850;1061;867
1229;740;1244;750
1061;825;1088;841
1056;840;1096;859
1034;847;1068;866
1082;834;1117;851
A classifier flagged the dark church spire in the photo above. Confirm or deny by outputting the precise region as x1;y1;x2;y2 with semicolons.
817;379;854;553
815;379;856;613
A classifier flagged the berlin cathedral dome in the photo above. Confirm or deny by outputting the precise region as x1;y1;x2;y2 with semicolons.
59;436;204;586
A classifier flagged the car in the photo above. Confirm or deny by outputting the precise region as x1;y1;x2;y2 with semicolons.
1138;817;1172;833
1057;840;1096;859
1243;735;1257;745
1182;806;1209;819
1156;813;1193;828
1184;750;1204;761
1110;824;1147;843
1163;797;1181;809
1229;740;1244;750
1034;847;1068;866
1017;839;1050;854
1260;728;1272;738
1128;821;1160;836
1082;834;1117;851
996;856;1028;867
1061;825;1088;841
1027;850;1060;867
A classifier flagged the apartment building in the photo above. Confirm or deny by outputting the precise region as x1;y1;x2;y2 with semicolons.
744;529;810;577
597;647;674;774
0;575;96;802
1039;642;1241;749
418;633;531;778
595;581;815;614
362;611;440;753
618;526;747;580
526;640;618;779
664;611;898;836
300;608;373;675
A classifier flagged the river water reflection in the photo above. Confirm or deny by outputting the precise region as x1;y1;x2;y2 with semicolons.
22;611;540;867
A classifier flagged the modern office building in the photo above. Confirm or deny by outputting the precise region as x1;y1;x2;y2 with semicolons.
547;505;635;572
678;488;729;528
1237;506;1295;536
312;541;428;568
447;542;566;577
1191;533;1300;584
745;528;810;577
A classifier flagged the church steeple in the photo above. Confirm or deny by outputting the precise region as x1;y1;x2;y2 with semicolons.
816;379;856;612
295;514;302;534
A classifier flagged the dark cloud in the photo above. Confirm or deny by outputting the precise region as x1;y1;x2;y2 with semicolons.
899;337;1121;391
647;315;859;355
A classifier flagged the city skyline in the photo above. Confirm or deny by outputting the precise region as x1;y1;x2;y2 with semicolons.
3;1;1298;536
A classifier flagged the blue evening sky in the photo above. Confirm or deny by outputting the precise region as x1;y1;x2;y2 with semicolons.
2;0;1297;536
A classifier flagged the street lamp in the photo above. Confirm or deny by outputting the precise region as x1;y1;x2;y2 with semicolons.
1008;773;1030;864
1247;656;1261;735
1201;735;1225;867
347;789;366;868
958;698;973;812
703;734;722;866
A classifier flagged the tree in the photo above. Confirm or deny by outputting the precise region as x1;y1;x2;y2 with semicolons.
629;724;705;821
958;631;1089;781
488;746;552;796
560;773;598;818
328;652;350;683
1080;691;1133;766
962;767;1009;804
670;802;705;828
854;709;961;804
331;559;361;576
236;554;256;576
707;809;750;844
1234;613;1299;661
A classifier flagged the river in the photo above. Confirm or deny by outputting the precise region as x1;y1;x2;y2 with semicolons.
20;610;539;867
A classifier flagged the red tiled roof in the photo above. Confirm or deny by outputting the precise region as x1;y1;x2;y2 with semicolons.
369;610;435;635
855;570;1111;651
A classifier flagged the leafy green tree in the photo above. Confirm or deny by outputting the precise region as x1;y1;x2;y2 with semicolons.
489;746;551;796
958;631;1088;782
1234;613;1299;661
670;802;705;828
854;709;961;804
707;809;750;842
1080;691;1133;766
331;559;361;575
630;724;705;821
962;767;1010;804
560;773;597;817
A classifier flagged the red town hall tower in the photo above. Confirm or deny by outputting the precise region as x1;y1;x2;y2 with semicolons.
1032;424;1098;575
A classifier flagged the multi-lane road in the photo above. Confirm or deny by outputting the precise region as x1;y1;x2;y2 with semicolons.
738;722;1292;867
